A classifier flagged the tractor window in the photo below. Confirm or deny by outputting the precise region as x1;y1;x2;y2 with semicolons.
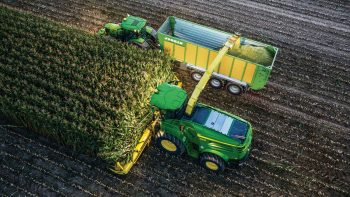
228;120;248;142
190;107;210;125
189;106;249;142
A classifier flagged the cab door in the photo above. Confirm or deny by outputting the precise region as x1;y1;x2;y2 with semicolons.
179;121;200;158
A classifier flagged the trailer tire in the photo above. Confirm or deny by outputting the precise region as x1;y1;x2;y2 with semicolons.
156;131;185;156
200;153;226;172
226;83;243;95
209;78;223;89
191;71;202;82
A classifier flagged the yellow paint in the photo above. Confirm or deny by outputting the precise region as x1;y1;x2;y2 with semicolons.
185;43;197;65
174;44;185;62
164;41;174;55
218;55;233;76
186;36;239;115
242;63;256;83
112;112;160;175
161;139;177;152
231;59;246;80
197;134;244;148
205;161;219;171
196;46;209;69
208;51;219;72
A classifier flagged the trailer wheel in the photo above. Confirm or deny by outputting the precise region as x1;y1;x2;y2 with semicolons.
209;78;223;89
191;71;202;82
200;153;226;172
156;131;185;156
226;83;243;95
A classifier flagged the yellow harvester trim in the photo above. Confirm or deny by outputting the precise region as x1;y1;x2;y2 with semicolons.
185;35;240;116
111;79;183;175
111;118;157;175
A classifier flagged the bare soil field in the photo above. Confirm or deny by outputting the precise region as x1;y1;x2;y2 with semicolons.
1;0;349;196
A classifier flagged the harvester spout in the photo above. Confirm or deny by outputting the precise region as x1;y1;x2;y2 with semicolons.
185;35;241;116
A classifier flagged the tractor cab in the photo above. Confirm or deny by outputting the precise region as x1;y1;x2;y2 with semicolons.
121;15;147;32
98;15;158;49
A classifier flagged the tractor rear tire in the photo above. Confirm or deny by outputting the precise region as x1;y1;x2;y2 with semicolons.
199;153;226;172
156;131;185;156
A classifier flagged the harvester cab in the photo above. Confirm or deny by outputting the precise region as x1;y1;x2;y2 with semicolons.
98;15;158;49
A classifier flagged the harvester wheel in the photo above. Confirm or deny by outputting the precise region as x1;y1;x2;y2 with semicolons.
199;153;226;172
191;71;203;82
209;78;223;89
156;131;185;156
226;83;243;95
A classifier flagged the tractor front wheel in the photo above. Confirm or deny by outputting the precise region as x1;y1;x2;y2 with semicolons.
199;153;226;172
156;131;185;156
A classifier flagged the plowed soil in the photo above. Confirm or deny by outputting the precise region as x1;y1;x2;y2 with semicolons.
0;0;349;196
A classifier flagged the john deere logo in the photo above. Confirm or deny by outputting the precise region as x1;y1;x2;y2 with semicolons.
165;37;184;46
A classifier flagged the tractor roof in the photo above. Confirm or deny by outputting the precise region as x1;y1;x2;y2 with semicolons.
121;15;147;31
150;83;187;111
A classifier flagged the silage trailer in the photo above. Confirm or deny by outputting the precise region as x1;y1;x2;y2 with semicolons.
157;16;278;95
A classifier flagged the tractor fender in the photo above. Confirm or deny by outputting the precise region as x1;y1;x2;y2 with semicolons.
199;149;230;162
145;26;157;39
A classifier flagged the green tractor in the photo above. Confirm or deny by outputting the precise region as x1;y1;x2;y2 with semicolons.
150;36;252;172
151;83;252;172
98;15;159;49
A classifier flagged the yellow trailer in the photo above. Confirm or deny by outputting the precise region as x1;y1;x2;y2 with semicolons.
157;16;279;95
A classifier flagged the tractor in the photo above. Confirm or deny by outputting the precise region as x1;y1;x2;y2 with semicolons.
97;15;159;49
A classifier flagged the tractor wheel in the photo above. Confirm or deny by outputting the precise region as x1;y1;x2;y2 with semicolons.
226;83;244;95
156;131;185;156
191;71;203;82
199;153;226;172
209;78;223;89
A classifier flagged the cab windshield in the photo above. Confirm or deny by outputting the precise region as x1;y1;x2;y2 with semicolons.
188;106;249;142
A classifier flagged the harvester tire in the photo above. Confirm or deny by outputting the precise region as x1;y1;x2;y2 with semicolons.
200;153;226;172
156;131;185;156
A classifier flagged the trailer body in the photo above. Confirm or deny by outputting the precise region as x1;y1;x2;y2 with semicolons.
157;16;278;91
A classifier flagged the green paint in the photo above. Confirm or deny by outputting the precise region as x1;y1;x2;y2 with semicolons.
150;83;187;111
121;15;147;31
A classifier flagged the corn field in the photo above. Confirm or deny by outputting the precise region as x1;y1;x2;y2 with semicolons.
0;6;174;162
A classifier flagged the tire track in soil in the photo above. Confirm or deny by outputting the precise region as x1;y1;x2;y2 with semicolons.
6;0;346;105
248;0;350;25
0;177;37;197
0;164;65;197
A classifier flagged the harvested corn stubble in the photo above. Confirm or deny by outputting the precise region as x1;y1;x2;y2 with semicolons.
0;6;174;163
